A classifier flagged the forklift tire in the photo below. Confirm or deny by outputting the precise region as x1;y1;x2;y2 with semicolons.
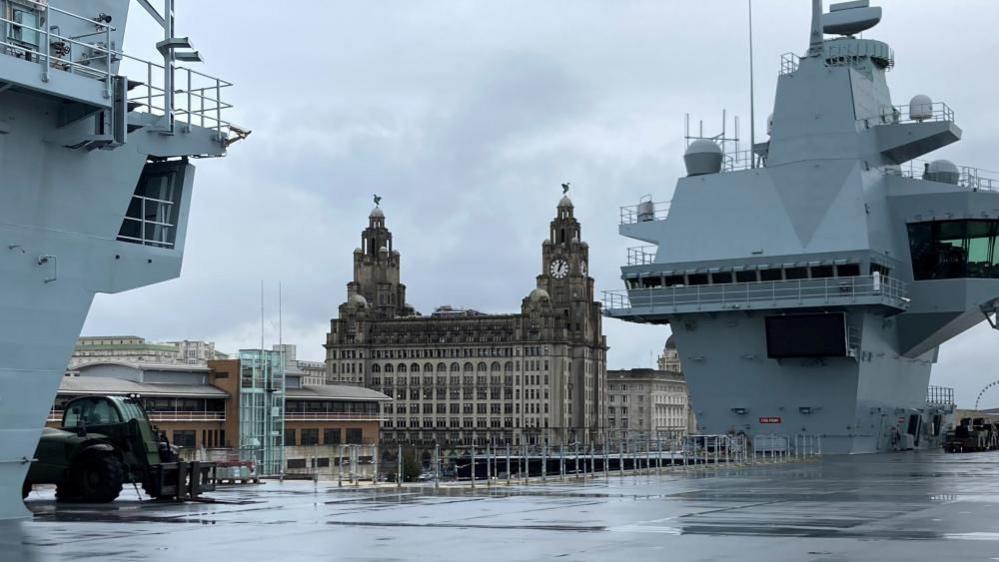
61;453;124;503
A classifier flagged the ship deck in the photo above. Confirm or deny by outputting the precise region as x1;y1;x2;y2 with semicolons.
5;450;999;561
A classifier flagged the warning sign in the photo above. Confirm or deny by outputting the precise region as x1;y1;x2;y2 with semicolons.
759;417;782;424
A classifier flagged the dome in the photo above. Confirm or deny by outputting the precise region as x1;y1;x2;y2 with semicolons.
923;159;959;185
665;334;677;350
347;293;368;308
528;288;551;303
683;139;723;176
353;247;362;254
369;206;384;219
909;95;933;122
558;195;573;208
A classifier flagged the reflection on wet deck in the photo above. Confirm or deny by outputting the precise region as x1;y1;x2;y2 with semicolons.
6;451;999;561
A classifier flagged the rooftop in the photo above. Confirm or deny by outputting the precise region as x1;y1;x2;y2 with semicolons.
58;375;226;399
286;384;392;402
10;452;999;560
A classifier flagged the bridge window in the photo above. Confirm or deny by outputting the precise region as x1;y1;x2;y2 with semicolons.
760;269;783;282
664;275;685;287
810;265;834;278
785;267;808;280
735;270;758;283
687;273;708;285
710;272;733;284
908;220;999;279
836;264;861;277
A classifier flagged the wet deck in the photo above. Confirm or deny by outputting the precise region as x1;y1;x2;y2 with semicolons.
5;451;999;561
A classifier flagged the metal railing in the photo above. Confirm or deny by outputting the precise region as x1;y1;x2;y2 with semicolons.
0;0;115;90
927;385;955;408
116;193;176;249
284;412;384;421
780;52;800;75
48;408;225;422
603;274;909;312
620;200;671;225
893;159;999;193
871;101;954;126
0;1;236;142
626;246;657;266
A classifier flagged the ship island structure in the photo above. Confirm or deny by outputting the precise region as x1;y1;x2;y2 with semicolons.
605;0;999;454
0;0;242;519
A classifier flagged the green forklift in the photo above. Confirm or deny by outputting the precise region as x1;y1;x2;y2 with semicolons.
22;395;216;503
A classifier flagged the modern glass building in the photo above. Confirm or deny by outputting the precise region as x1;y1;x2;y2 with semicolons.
238;349;286;475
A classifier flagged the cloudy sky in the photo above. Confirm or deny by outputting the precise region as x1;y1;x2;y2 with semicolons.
84;1;999;407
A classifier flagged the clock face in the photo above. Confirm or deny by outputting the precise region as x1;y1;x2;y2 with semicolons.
550;258;569;279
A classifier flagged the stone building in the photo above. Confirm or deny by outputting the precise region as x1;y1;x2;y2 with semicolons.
657;335;682;373
325;195;608;447
607;368;693;439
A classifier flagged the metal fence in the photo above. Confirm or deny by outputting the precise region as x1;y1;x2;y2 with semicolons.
604;274;909;314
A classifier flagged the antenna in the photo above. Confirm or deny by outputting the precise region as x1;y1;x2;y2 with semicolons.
260;280;265;352
808;0;824;57
278;281;283;347
748;0;757;168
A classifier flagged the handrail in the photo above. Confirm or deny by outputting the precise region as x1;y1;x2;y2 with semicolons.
626;246;657;266
604;274;909;311
0;2;237;143
620;200;671;225
891;159;999;193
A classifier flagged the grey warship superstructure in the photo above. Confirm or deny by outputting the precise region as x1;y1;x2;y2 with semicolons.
605;0;998;454
0;0;241;519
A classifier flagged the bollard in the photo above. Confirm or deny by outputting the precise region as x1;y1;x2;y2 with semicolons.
339;445;344;487
434;444;440;489
506;443;512;485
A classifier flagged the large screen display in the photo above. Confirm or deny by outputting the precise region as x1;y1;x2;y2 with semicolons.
765;313;848;358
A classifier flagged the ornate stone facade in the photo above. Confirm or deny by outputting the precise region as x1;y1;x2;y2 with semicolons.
325;196;608;446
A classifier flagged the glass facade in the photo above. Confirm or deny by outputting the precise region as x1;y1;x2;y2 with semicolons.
908;220;999;280
238;349;285;475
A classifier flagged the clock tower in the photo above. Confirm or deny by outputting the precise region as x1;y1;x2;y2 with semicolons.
536;194;599;343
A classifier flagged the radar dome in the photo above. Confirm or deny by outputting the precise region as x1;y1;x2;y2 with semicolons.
683;140;723;177
909;95;933;122
923;159;960;185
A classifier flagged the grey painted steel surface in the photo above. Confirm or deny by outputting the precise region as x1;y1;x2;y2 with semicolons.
8;452;999;560
607;2;998;454
0;0;235;520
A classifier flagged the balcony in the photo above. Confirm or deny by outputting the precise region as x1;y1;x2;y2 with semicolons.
603;275;909;318
627;246;657;266
620;200;670;225
893;159;999;193
284;412;384;422
47;409;225;423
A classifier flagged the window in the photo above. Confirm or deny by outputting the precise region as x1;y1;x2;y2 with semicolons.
760;268;783;281
735;270;758;283
664;275;686;287
784;267;808;280
687;273;708;285
301;429;319;446
810;265;834;278
836;263;861;277
909;220;999;279
710;272;733;284
324;429;341;445
173;430;196;448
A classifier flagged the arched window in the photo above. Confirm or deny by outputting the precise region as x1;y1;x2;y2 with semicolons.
371;364;381;373
477;362;487;372
463;362;474;372
450;362;460;372
384;364;394;373
504;361;514;372
398;363;407;373
436;362;447;372
490;361;501;372
410;363;420;373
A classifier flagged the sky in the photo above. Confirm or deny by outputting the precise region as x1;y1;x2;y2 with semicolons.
83;0;999;407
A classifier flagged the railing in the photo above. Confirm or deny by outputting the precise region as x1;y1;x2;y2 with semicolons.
620;200;670;225
927;385;955;408
48;409;225;422
722;148;755;172
284;412;384;421
116;193;176;249
603;274;909;313
0;1;236;142
872;101;954;126
626;246;657;266
894;159;999;193
780;52;799;75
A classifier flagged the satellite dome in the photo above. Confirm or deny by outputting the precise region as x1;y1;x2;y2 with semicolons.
528;288;551;303
909;95;933;122
684;140;723;177
923;159;960;185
